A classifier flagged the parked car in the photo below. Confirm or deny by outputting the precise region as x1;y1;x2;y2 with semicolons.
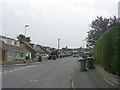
48;51;57;60
73;54;79;57
40;54;49;59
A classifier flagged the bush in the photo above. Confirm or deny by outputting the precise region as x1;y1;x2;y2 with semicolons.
25;56;30;60
93;26;120;76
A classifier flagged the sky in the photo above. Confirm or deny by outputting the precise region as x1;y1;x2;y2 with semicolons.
1;0;119;49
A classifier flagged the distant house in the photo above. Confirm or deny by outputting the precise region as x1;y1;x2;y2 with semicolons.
20;41;48;60
44;46;52;54
0;35;31;61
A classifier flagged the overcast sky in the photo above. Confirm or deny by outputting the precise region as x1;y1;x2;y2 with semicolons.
1;0;119;48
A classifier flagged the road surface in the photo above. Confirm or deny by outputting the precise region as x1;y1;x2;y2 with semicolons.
2;57;77;88
2;57;114;88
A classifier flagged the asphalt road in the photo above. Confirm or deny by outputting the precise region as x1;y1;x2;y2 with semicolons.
2;57;77;88
2;57;114;89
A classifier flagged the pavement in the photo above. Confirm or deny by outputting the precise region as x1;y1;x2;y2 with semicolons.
72;59;118;89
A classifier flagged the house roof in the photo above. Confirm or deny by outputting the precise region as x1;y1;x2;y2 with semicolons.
21;41;37;53
0;35;15;40
0;40;29;52
35;45;47;53
44;46;52;53
21;41;47;53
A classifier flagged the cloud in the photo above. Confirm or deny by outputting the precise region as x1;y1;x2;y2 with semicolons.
2;0;119;48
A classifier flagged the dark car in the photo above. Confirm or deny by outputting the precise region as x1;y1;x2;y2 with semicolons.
48;51;57;60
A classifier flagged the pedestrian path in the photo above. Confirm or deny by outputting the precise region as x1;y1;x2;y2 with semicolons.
72;61;116;89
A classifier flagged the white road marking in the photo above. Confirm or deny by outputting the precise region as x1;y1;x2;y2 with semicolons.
9;70;13;73
29;80;39;82
18;68;22;70
28;66;32;68
103;78;114;86
3;64;38;74
22;68;25;69
14;69;18;71
26;66;28;67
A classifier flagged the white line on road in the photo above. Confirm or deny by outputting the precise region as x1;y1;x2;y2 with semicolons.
28;66;32;68
9;70;13;73
18;68;22;70
103;78;114;86
29;80;39;82
3;65;38;74
22;68;25;69
13;69;18;71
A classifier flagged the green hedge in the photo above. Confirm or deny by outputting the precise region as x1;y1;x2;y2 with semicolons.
93;26;120;76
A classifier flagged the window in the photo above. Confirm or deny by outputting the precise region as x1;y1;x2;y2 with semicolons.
8;51;14;57
20;52;24;58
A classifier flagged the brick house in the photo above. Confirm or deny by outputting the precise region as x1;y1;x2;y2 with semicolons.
0;35;31;61
0;40;30;61
20;41;48;60
43;46;53;55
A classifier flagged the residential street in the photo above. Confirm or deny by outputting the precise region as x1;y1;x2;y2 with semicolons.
2;57;114;88
2;57;77;88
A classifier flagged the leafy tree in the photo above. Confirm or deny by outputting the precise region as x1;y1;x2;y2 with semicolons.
25;37;31;42
86;16;120;47
17;34;31;43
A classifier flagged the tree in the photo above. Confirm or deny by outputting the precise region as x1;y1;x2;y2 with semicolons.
25;37;31;42
86;16;120;47
17;34;31;43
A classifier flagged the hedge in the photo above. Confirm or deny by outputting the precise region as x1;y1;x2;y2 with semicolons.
93;26;120;76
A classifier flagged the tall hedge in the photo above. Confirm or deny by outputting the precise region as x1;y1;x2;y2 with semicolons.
93;26;120;76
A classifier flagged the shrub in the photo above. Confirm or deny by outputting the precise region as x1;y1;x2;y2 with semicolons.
93;26;120;76
25;56;30;60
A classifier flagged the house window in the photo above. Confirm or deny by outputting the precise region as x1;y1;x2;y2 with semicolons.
6;39;15;45
14;52;17;57
20;52;24;58
8;51;14;57
17;52;20;58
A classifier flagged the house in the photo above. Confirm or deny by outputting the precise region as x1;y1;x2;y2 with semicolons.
43;46;52;54
0;35;20;46
0;40;30;61
20;41;48;60
0;35;31;61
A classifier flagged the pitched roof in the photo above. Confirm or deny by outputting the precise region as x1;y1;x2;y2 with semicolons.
20;41;37;53
0;40;28;52
21;41;47;53
44;46;52;53
33;45;45;53
0;35;15;40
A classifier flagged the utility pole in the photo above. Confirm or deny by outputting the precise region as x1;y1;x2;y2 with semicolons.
25;24;29;38
82;40;84;48
58;38;60;57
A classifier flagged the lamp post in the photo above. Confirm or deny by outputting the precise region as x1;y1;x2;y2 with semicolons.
58;38;60;57
82;39;85;48
25;24;29;38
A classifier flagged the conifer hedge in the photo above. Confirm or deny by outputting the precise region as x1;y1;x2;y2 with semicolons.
93;26;120;76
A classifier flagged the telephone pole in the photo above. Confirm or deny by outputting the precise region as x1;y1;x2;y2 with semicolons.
58;38;60;57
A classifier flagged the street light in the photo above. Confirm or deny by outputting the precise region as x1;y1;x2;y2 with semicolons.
58;38;60;57
82;39;85;48
25;24;29;38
